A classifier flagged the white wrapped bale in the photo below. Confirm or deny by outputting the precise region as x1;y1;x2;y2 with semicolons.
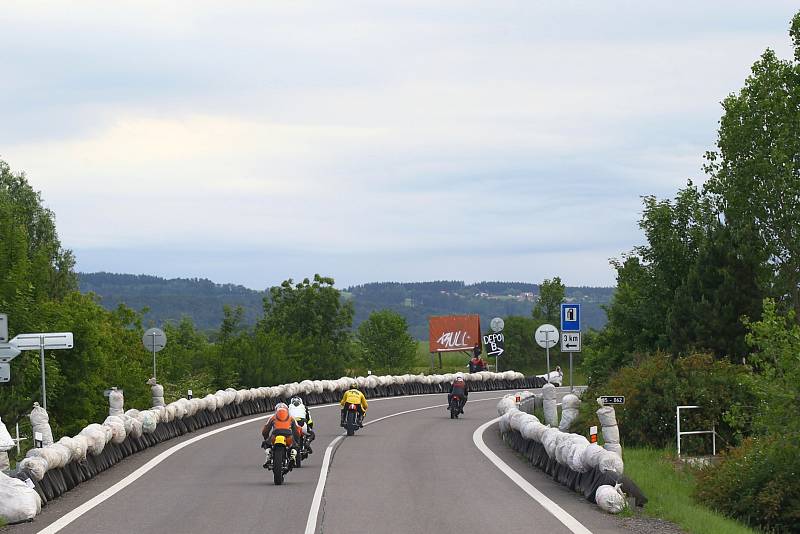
598;450;624;476
604;442;623;457
602;425;620;444
150;381;165;408
0;471;42;523
568;442;591;473
204;394;218;412
79;424;107;456
520;419;540;441
496;396;516;416
498;412;513;434
103;416;127;444
19;456;48;481
69;436;89;462
29;403;54;447
595;483;626;514
559;394;581;432
139;411;157;434
0;417;15;453
128;416;143;439
581;443;605;469
108;388;124;417
542;384;558;426
596;404;618;427
531;422;548;442
541;427;561;458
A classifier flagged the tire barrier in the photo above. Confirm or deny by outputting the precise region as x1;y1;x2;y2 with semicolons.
3;371;539;523
496;394;646;514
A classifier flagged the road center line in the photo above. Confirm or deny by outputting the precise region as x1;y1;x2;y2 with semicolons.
472;417;593;534
304;395;504;534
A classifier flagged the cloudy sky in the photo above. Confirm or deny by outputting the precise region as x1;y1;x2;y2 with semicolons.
1;1;796;289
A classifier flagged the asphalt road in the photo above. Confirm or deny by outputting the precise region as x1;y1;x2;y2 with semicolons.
11;388;627;534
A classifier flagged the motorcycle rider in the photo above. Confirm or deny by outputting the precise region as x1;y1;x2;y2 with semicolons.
261;402;301;469
288;396;315;453
448;372;469;414
340;382;369;427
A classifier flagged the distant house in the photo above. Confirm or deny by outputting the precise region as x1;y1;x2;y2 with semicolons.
517;292;535;301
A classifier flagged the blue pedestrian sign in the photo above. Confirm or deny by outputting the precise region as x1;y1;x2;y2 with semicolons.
561;304;581;332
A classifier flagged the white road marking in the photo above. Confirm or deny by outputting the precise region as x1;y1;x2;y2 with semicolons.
304;395;504;534
36;389;523;534
473;417;594;534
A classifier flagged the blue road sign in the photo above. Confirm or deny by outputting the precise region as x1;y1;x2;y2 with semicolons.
561;303;581;331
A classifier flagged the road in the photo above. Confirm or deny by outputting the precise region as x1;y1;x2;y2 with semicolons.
12;389;627;534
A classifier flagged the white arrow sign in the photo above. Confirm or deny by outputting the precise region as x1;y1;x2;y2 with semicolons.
10;332;74;351
0;343;21;363
560;332;581;352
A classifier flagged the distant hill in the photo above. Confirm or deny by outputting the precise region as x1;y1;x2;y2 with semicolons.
78;273;614;339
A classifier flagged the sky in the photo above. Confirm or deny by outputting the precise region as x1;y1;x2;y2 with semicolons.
1;1;797;290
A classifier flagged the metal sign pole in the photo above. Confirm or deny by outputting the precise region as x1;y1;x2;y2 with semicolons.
151;332;157;380
40;335;47;411
569;353;573;392
545;331;551;384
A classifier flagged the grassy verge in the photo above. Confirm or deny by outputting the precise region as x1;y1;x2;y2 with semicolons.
624;448;756;534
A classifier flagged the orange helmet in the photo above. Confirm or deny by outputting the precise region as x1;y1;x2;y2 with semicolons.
275;403;289;421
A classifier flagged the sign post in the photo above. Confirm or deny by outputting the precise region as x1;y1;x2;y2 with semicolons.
142;328;167;380
560;303;582;392
535;324;559;383
9;332;74;410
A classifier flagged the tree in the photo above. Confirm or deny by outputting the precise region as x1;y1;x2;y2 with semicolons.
357;310;416;373
259;274;354;378
704;11;800;318
532;277;565;324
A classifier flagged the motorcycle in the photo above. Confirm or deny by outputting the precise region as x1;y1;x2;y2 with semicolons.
342;403;361;436
266;435;293;485
449;395;463;419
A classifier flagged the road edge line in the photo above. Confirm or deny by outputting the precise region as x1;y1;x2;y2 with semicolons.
473;417;594;534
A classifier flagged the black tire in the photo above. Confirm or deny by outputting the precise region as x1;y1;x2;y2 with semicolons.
346;426;354;436
295;450;302;468
450;410;455;419
273;446;285;485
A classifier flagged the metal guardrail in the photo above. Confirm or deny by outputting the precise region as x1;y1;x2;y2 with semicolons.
676;405;716;457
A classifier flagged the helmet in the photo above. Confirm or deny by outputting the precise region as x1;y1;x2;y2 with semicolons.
290;396;302;407
351;381;358;390
455;372;464;380
275;403;289;421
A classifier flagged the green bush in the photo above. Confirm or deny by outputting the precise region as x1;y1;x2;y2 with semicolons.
578;352;757;449
695;433;800;533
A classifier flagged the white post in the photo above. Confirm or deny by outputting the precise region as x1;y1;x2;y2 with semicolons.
39;335;47;411
545;330;551;383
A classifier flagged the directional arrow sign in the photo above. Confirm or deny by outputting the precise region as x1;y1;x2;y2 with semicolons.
482;332;505;357
0;343;21;363
560;332;581;352
0;362;10;382
10;332;74;351
0;313;8;342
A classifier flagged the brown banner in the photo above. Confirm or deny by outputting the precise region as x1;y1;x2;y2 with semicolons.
428;314;482;353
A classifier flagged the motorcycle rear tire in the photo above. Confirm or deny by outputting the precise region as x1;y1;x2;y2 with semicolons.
273;446;285;485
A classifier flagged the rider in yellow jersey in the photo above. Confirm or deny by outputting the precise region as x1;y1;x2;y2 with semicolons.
340;382;368;427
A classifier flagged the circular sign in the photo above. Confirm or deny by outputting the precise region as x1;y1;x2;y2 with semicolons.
534;324;559;349
490;317;504;333
142;328;167;353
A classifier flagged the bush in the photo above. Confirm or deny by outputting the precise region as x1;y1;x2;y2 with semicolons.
695;433;800;533
578;352;758;449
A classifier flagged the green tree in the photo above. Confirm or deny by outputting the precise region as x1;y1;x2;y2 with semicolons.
532;277;565;324
259;274;354;378
704;11;800;318
357;310;416;373
502;315;538;372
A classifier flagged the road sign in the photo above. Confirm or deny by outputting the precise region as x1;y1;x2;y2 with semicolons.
560;332;581;352
599;395;625;405
561;303;581;332
142;328;167;352
482;332;505;357
10;332;74;351
0;313;7;342
534;324;559;349
0;362;10;383
0;343;21;363
9;332;74;411
490;317;504;333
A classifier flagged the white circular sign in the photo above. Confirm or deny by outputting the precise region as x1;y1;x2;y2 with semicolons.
142;327;167;353
490;317;504;333
535;324;559;349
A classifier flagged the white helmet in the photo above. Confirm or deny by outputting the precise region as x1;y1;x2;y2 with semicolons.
290;396;303;407
455;372;464;380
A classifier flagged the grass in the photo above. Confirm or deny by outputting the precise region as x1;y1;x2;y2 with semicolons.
624;448;756;534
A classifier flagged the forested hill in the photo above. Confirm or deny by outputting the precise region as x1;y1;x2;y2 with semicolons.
78;273;613;339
